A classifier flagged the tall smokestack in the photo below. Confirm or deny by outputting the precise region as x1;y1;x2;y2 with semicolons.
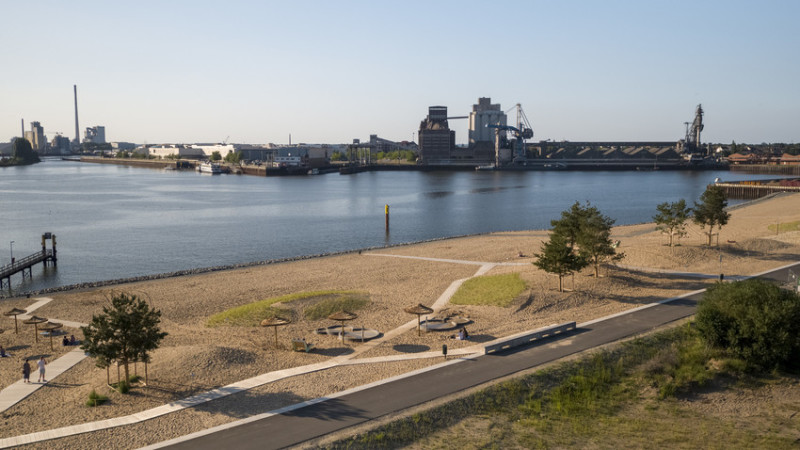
21;119;24;138
73;84;80;145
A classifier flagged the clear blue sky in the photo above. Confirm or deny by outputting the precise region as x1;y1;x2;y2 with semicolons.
1;0;798;146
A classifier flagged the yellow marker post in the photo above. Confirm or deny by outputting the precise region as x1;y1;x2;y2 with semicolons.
385;204;390;232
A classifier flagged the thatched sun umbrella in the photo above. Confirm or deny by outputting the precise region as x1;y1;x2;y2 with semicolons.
327;311;358;342
260;316;291;347
40;322;63;351
4;308;27;334
23;316;47;343
404;304;434;336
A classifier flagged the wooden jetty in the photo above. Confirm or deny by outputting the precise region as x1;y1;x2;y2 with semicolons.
715;179;800;199
0;233;57;289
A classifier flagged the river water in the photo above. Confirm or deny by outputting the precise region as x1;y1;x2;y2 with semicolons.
0;160;781;294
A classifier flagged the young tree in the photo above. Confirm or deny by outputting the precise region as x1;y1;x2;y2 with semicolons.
534;232;586;292
653;199;692;247
576;204;624;277
693;185;730;246
210;150;222;161
81;293;168;386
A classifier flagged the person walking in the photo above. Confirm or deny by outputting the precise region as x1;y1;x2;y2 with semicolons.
36;356;47;383
22;359;31;384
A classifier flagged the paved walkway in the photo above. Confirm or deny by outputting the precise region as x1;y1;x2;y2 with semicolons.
0;298;89;414
614;263;746;280
0;255;766;448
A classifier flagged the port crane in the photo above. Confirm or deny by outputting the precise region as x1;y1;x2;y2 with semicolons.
487;103;534;167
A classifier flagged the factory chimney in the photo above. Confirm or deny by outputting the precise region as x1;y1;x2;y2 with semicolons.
73;84;80;146
21;119;24;138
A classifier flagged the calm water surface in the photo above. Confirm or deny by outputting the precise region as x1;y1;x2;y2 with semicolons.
0;160;781;294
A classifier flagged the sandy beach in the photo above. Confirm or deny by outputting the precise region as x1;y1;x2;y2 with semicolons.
1;193;800;448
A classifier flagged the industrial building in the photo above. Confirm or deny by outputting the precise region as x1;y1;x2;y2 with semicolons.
83;126;106;144
417;106;455;164
469;98;506;144
50;135;71;155
24;121;46;152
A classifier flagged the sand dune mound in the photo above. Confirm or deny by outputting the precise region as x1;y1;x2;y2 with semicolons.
736;237;792;253
157;345;257;378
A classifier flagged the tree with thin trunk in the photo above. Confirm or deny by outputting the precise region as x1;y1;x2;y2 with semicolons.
693;185;730;246
534;232;586;292
653;199;692;247
81;293;167;388
575;204;624;277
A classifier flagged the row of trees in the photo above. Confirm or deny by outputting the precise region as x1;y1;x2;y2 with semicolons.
535;185;731;291
653;184;731;247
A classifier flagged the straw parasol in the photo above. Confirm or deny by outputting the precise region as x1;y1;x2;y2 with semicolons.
40;322;63;351
260;316;291;347
23;316;47;343
4;308;27;334
327;311;358;342
404;304;434;336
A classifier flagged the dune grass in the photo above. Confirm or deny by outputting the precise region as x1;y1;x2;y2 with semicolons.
449;273;526;307
303;292;370;321
768;220;800;233
327;325;797;450
206;290;367;327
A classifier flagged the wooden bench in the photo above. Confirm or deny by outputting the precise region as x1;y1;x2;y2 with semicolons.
483;321;577;355
292;339;314;353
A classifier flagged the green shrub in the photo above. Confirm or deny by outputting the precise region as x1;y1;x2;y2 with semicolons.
696;279;800;370
116;380;130;394
451;273;526;307
85;390;108;407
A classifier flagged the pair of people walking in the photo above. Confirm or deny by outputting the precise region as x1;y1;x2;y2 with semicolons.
22;356;47;383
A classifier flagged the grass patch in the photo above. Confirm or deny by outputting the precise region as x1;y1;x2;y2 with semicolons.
85;390;108;407
449;273;526;307
326;324;797;449
206;291;369;327
767;220;800;233
303;293;370;321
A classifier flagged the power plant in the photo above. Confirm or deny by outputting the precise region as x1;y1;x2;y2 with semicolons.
417;97;534;167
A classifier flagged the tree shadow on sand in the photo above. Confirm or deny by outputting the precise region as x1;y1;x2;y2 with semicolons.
190;388;308;420
312;347;354;357
392;344;430;353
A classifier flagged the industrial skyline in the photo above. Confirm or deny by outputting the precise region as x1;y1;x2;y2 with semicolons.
1;1;798;146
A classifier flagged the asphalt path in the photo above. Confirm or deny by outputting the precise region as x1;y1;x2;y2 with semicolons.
163;262;799;450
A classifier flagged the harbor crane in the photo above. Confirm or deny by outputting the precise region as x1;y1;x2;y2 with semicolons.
487;103;534;167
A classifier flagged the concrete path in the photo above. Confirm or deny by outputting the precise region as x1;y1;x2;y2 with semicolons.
0;297;89;414
0;348;88;413
367;253;529;267
614;263;747;280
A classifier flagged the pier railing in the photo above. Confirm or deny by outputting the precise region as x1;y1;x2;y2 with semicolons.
0;250;54;285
